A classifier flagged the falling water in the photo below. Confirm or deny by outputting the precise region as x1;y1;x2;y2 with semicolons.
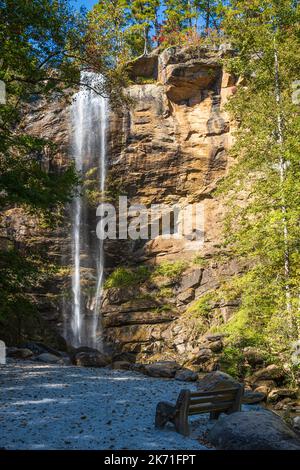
70;71;108;349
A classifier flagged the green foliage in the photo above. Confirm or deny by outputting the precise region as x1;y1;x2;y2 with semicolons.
152;260;188;281
187;292;215;317
219;346;244;379
104;265;151;288
218;0;300;368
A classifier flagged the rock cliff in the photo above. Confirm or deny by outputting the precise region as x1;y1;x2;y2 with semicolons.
1;46;240;368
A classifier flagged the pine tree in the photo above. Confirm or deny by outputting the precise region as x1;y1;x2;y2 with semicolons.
218;0;300;370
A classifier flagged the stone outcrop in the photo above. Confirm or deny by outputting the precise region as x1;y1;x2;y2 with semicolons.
208;410;300;450
2;45;241;369
102;45;237;363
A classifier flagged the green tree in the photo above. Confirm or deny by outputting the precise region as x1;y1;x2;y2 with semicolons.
218;0;300;370
0;0;127;339
127;1;161;54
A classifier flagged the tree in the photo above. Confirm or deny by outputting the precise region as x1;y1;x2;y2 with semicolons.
0;0;128;339
218;0;300;371
127;1;161;54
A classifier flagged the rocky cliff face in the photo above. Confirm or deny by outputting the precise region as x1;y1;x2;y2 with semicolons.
101;46;239;369
2;46;240;367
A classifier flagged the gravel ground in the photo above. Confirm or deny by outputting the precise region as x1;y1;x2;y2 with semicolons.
0;361;211;450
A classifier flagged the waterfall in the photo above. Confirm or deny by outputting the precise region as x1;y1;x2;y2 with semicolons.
69;71;108;350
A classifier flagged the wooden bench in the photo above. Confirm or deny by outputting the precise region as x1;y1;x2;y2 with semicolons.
155;385;244;436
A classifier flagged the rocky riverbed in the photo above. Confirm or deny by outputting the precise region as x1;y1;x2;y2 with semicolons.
0;361;210;450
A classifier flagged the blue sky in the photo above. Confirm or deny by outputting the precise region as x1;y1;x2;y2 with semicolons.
72;0;98;11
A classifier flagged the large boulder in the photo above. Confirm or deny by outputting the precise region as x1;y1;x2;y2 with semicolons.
144;361;180;378
73;350;111;368
175;369;198;382
208;410;300;450
35;353;64;364
7;347;33;359
242;390;266;404
267;388;298;403
242;347;265;367
22;342;62;357
250;364;285;384
197;371;240;392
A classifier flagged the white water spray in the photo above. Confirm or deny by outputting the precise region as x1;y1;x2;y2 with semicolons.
70;71;108;349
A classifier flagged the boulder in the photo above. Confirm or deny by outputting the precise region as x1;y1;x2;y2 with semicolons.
144;361;180;378
35;353;64;364
268;388;298;403
293;416;300;434
250;364;285;383
7;347;33;359
191;348;213;365
22;342;62;357
205;334;224;342
178;268;202;292
197;371;240;392
175;369;198;382
242;390;266;404
74;351;111;368
253;380;276;395
207;340;223;353
242;347;265;366
127;51;159;80
112;361;132;371
208;409;300;450
176;288;195;305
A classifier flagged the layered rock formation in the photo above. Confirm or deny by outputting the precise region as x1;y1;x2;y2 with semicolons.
102;46;238;367
1;46;240;367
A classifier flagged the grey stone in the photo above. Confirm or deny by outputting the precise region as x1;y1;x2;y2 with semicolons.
35;353;63;364
197;371;240;391
242;390;266;404
178;268;202;292
74;351;111;368
7;348;33;359
144;361;180;378
208;410;300;450
175;369;198;382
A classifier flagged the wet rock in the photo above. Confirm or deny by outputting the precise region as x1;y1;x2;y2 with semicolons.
144;361;180;378
175;369;198;382
74;351;111;368
6;348;33;359
208;409;300;450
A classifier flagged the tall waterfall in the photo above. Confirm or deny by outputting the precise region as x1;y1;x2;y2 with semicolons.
69;71;108;349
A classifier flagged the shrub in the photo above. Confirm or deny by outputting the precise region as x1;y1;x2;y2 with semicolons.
153;260;188;281
104;265;151;289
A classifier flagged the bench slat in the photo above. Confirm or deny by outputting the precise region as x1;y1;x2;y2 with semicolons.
188;401;235;415
189;388;239;398
189;393;235;405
